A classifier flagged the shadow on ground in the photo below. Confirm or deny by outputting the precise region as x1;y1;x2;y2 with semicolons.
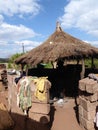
8;105;56;130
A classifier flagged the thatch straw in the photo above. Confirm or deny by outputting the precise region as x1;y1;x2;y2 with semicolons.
15;22;98;66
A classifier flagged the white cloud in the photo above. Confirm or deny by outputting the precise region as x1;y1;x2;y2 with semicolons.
0;49;8;57
0;15;4;24
59;0;98;37
0;40;8;45
0;22;40;58
88;41;98;48
0;0;41;17
0;0;42;58
16;40;41;46
0;23;38;41
15;40;41;51
82;39;98;49
0;39;41;58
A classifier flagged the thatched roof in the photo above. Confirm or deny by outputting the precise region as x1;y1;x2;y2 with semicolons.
15;22;98;66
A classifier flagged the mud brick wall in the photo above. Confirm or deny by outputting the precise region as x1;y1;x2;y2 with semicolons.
7;74;51;124
7;74;24;115
29;79;51;124
79;77;98;130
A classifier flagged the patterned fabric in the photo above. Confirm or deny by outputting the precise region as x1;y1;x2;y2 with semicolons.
17;76;50;111
18;77;32;111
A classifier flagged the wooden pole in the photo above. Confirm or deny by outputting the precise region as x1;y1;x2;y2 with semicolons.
77;59;79;64
91;57;94;68
80;59;85;79
51;61;57;69
26;65;28;76
22;43;24;53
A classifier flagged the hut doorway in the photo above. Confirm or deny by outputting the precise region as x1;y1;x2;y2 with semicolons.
28;64;82;99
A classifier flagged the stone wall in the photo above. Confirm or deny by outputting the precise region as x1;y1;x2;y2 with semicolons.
7;74;51;124
79;77;98;130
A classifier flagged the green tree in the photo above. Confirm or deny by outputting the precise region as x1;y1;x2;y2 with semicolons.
8;53;24;69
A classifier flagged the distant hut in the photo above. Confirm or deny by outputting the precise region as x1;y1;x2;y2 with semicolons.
15;22;98;79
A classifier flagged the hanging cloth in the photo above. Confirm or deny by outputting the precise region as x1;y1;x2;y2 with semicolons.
18;77;32;112
34;77;48;101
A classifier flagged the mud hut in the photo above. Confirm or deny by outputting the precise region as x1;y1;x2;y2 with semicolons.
15;22;98;79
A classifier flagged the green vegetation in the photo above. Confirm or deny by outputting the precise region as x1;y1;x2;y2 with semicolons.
8;53;24;69
40;63;53;68
85;58;98;68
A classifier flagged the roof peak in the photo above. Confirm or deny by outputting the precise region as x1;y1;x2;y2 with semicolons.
56;21;62;32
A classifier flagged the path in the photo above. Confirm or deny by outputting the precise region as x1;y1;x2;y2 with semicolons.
0;82;83;130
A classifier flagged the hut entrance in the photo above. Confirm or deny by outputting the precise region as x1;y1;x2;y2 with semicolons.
28;64;82;99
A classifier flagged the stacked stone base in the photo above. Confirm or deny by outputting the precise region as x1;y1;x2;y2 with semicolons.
29;102;50;124
79;77;98;130
29;87;50;124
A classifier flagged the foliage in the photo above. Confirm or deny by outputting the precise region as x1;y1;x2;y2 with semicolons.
84;59;92;68
85;58;98;68
40;63;53;68
8;53;24;69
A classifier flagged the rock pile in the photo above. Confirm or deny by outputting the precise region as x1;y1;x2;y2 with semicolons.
79;76;98;130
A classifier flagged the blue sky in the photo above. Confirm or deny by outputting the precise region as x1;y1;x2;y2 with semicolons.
0;0;98;58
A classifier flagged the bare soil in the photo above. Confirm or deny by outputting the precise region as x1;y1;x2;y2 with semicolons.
0;82;83;130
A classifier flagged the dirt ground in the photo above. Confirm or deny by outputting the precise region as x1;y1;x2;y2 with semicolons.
0;81;83;130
